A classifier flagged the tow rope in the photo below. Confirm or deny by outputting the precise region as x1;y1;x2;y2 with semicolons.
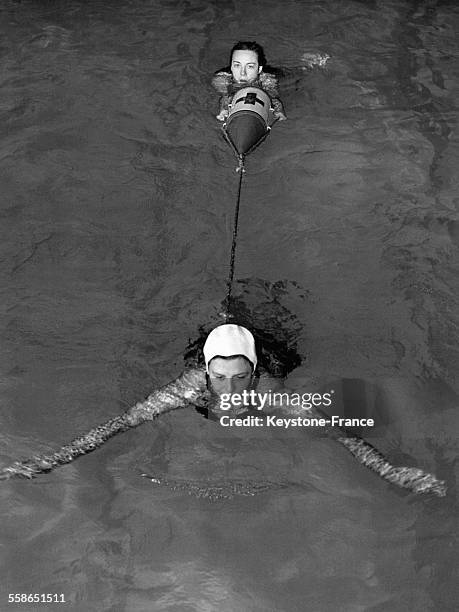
220;86;277;318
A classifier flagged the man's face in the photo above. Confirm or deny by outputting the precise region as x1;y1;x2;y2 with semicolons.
208;356;253;396
231;50;261;84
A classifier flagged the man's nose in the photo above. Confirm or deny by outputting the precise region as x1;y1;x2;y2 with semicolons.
241;65;246;75
230;378;240;393
220;378;237;395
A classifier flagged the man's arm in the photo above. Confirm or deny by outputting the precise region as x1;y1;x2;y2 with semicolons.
273;395;446;496
0;368;208;480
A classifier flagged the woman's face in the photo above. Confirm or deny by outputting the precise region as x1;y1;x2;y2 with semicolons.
231;49;262;84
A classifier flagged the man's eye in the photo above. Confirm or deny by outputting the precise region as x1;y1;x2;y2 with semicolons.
237;374;248;379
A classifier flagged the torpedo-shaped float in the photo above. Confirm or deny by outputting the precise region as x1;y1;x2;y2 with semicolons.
223;86;272;158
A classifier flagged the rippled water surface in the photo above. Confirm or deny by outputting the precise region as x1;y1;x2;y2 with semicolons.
1;1;458;610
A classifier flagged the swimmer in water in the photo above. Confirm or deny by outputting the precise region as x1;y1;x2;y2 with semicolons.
199;323;289;420
0;323;446;496
212;41;288;122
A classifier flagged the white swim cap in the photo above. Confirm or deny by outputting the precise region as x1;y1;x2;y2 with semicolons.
203;324;257;373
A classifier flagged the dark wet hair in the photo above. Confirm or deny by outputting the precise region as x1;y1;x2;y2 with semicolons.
229;41;267;67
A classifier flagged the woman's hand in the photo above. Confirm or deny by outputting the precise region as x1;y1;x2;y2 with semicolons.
274;111;287;121
216;110;229;121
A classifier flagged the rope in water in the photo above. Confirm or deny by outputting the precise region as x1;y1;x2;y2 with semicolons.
220;116;277;319
223;156;245;318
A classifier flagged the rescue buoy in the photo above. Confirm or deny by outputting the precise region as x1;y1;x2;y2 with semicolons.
224;86;272;156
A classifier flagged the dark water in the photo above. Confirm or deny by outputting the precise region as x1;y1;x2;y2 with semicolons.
1;0;458;610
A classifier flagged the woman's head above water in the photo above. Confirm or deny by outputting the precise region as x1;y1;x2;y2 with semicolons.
203;324;257;395
228;41;267;84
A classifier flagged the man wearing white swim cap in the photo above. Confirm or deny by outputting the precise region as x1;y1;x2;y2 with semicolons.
203;324;257;397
